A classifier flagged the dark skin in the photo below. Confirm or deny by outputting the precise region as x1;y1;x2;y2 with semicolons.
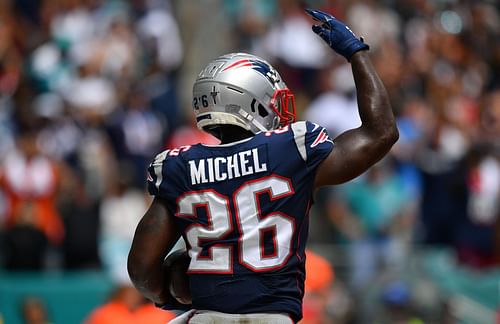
127;50;399;305
315;51;399;186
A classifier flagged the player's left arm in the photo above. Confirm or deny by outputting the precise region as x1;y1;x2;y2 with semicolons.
305;9;399;188
127;197;181;305
314;52;398;187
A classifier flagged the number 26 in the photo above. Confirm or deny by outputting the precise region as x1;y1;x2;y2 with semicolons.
193;95;209;109
176;176;295;273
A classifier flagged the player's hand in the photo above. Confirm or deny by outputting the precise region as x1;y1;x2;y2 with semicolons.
305;8;369;61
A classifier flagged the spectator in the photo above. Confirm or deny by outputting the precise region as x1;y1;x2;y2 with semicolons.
106;88;164;188
454;146;500;269
135;1;183;136
376;281;424;324
85;285;143;324
304;62;360;137
1;130;64;246
62;62;117;118
85;285;175;324
34;93;82;162
416;116;470;246
21;296;53;324
135;1;183;73
302;249;335;324
329;158;413;292
133;301;176;324
58;168;100;270
222;0;277;52
256;0;329;99
99;170;147;283
3;203;48;270
346;0;401;52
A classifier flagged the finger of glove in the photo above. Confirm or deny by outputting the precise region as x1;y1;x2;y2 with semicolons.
312;25;324;34
305;8;334;25
311;25;332;45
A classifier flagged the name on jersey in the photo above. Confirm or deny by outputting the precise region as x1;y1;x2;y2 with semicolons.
188;148;267;185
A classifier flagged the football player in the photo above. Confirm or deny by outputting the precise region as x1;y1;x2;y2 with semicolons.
128;8;398;323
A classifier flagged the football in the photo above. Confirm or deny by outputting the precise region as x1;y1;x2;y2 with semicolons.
163;249;192;305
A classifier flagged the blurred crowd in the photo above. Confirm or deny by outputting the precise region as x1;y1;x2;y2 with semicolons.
0;0;499;323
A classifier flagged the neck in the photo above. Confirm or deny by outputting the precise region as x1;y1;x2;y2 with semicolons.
207;125;254;144
219;131;253;144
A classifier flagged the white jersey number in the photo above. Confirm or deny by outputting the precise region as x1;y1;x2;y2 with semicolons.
177;176;294;273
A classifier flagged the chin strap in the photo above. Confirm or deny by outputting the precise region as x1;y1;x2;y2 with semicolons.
237;108;268;133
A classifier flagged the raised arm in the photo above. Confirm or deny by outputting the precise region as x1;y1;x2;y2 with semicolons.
305;9;399;187
127;197;181;305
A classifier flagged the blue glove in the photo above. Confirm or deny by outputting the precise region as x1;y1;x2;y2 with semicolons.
305;8;369;61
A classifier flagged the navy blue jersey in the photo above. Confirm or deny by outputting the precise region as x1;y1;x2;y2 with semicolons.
147;121;333;322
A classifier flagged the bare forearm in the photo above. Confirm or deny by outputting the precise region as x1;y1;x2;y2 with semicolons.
351;51;398;142
128;252;167;304
127;198;180;304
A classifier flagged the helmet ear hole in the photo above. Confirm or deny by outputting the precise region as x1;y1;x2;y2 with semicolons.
258;104;269;117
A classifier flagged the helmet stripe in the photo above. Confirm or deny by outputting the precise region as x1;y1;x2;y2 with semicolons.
222;59;252;71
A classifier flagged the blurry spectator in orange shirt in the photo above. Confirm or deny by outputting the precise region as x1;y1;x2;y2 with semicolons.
134;302;176;324
302;249;334;324
85;286;141;324
1;129;64;246
85;285;175;324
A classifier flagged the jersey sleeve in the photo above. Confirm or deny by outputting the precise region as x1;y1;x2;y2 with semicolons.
147;150;168;197
290;121;334;171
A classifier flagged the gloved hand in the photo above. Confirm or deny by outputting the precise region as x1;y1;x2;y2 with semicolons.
305;8;369;61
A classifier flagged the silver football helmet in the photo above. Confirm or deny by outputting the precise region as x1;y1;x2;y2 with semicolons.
192;53;296;134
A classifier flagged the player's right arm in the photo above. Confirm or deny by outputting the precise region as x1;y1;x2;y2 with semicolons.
305;9;399;187
128;197;181;306
128;150;186;307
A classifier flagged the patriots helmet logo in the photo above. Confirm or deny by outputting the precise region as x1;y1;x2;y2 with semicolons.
223;59;280;84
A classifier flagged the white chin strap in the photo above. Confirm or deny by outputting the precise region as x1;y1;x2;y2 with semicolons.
237;108;268;132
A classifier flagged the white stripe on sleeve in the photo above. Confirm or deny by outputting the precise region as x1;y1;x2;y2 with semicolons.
152;150;169;191
291;121;307;162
